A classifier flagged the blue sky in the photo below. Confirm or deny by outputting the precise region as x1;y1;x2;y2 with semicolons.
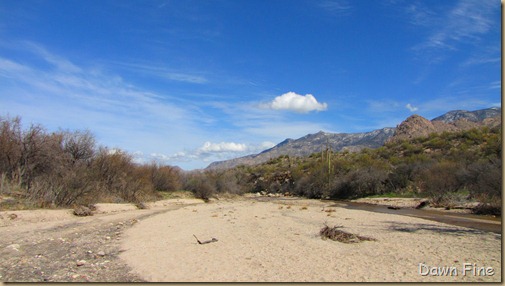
0;0;501;170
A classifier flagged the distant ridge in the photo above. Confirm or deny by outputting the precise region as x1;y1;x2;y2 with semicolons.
206;107;501;170
431;107;501;123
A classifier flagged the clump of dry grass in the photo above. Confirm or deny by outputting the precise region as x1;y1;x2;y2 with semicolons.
319;224;376;243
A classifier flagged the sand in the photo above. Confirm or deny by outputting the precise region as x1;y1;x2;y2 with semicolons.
120;197;501;282
0;198;205;282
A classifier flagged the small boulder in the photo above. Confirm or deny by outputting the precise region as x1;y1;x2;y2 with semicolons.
136;202;148;209
415;201;428;209
73;206;93;217
76;260;86;266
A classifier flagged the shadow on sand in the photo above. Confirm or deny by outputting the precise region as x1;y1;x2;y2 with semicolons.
386;221;501;239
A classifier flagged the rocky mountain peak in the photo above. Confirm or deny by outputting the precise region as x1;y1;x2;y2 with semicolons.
432;107;501;123
207;107;501;170
388;107;501;143
390;114;436;142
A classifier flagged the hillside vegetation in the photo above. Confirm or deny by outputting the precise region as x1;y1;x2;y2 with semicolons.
189;125;502;215
0;115;501;216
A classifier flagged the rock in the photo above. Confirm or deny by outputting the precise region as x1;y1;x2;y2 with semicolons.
97;251;105;257
73;206;93;216
76;260;86;266
136;202;148;209
6;244;20;251
415;201;428;209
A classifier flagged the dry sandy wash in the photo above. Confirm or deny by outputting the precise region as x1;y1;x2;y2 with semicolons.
120;197;501;282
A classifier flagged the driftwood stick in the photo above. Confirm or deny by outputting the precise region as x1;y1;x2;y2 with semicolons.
193;234;202;244
193;234;218;245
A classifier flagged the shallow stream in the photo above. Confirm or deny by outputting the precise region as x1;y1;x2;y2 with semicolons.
331;200;502;234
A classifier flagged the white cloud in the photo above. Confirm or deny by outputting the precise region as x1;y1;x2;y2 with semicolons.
260;141;276;150
146;141;278;167
489;81;501;90
0;41;215;170
265;92;328;113
318;0;352;14
164;72;208;84
406;103;419;112
108;61;209;84
198;141;248;153
413;0;496;52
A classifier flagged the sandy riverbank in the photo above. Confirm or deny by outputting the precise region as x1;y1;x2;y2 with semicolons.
120;197;501;282
0;198;204;282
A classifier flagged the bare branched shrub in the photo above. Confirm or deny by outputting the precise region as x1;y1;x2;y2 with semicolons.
141;163;181;192
91;148;151;202
0;116;23;183
414;161;463;207
183;172;216;202
461;158;501;206
61;129;95;165
0;116;180;208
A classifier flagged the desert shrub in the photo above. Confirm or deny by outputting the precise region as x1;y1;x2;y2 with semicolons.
61;129;96;165
0;116;23;182
142;163;182;192
293;168;327;199
183;172;216;202
213;169;247;195
350;166;388;197
91;148;153;202
414;161;463;206
472;203;501;216
328;176;354;199
30;163;97;207
0;116;181;208
459;158;502;211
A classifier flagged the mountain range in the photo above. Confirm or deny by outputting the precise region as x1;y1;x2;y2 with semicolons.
206;107;501;170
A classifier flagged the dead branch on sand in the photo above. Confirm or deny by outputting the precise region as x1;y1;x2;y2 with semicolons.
193;234;219;245
319;225;376;243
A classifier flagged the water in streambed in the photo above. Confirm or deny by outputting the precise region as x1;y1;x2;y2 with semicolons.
329;200;501;234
